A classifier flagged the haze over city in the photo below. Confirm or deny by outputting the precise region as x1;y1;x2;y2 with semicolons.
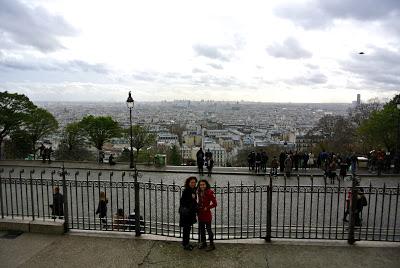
0;0;399;103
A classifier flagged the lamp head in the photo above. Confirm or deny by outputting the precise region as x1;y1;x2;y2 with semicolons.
126;91;134;108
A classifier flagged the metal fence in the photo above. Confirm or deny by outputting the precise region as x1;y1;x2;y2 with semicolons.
0;167;399;243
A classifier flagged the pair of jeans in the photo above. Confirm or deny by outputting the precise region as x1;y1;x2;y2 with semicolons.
182;225;191;246
199;221;213;245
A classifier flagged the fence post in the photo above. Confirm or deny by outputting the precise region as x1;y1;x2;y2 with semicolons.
265;174;272;242
134;169;141;237
61;165;69;233
30;170;35;221
0;168;3;219
348;174;357;244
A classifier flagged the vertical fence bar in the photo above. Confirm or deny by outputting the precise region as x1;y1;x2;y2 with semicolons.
134;169;141;237
166;181;169;236
161;179;164;235
309;175;313;239
20;169;24;219
173;181;176;237
322;177;327;239
87;171;91;229
253;182;256;238
372;186;378;240
61;166;69;233
283;176;287;238
74;172;79;229
379;183;386;241
10;169;16;218
41;171;45;221
365;181;372;240
393;184;399;241
35;173;39;218
227;181;230;239
289;187;293;238
328;185;334;239
240;181;243;239
386;188;392;241
316;187;320;238
148;179;152;234
296;176;300;238
30;170;35;220
348;175;356;245
0;169;3;218
335;178;340;239
265;174;272;242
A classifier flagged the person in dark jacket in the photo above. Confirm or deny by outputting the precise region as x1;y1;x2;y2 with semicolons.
279;151;286;172
196;148;205;176
179;176;198;250
96;191;108;227
197;179;217;251
50;187;64;219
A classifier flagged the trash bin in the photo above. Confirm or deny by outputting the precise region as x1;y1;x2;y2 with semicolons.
25;154;34;160
154;154;167;167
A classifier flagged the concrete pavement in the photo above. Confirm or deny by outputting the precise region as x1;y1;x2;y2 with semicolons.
0;231;399;268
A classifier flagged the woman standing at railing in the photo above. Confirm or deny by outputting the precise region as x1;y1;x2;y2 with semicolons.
197;179;217;251
179;176;198;251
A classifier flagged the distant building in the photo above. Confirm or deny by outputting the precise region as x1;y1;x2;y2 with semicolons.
357;94;361;106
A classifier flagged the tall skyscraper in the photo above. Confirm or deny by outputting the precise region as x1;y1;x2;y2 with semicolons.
357;94;361;105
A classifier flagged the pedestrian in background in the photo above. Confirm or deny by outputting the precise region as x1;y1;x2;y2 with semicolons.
197;179;217;251
197;148;205;176
179;176;198;251
50;187;64;219
96;191;108;228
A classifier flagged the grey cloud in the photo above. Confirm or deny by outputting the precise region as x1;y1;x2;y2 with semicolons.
0;0;77;52
193;44;231;62
275;0;400;31
131;71;158;82
192;75;242;88
266;38;312;59
286;72;328;85
0;57;109;73
207;63;224;70
342;47;400;89
192;68;205;73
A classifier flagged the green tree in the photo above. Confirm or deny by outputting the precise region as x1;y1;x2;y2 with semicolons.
24;107;59;159
54;122;94;161
168;145;181;165
0;91;35;159
129;125;156;166
4;129;32;159
358;95;400;152
79;115;122;150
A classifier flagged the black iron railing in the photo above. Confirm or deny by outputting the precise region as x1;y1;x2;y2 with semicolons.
0;167;399;243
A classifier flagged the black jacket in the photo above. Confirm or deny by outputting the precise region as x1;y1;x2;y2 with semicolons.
179;187;197;227
96;199;108;218
51;192;64;216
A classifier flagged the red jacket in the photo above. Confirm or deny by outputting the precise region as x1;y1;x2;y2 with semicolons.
197;189;217;223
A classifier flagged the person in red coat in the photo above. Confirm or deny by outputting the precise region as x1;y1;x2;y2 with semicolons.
197;179;217;251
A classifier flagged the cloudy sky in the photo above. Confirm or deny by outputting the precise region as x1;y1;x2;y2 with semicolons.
0;0;399;103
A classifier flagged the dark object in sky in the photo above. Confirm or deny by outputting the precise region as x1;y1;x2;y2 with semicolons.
358;52;365;54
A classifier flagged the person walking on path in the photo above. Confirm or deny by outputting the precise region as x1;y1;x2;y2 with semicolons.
206;156;214;177
271;156;279;176
196;148;205;176
96;191;108;228
179;176;198;251
197;179;217;251
284;154;293;178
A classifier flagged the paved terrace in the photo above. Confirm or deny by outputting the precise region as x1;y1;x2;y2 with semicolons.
0;231;399;268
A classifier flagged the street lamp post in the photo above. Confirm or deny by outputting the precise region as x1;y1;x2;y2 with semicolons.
126;92;134;169
126;91;140;236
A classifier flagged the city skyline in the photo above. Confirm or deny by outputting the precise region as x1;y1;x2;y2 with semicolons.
0;0;399;103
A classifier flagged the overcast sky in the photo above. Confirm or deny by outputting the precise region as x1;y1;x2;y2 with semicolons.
0;0;399;103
